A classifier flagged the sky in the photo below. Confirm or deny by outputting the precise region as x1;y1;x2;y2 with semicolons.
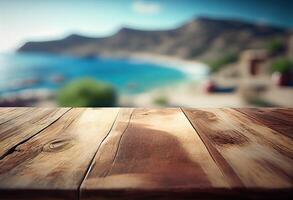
0;0;292;53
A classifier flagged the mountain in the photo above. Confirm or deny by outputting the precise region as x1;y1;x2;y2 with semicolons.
18;17;290;61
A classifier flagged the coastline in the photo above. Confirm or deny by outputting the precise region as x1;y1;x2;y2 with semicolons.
116;54;246;107
102;52;209;98
0;52;245;107
105;52;210;78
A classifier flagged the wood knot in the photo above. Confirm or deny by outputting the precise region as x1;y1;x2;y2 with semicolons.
192;110;217;121
210;130;249;146
43;138;75;153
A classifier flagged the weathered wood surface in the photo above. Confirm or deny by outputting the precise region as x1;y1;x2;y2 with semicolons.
0;108;70;158
235;108;293;138
81;108;229;200
0;108;119;199
183;108;292;187
0;108;292;200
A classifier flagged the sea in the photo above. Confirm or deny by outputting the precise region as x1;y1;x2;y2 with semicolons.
0;53;207;96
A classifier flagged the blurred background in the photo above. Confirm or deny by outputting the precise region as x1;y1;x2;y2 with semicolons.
0;0;292;107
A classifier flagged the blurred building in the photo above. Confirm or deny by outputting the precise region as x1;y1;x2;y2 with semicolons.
240;50;269;78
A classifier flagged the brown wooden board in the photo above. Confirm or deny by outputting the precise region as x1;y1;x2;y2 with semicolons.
0;108;119;200
236;108;293;138
0;108;20;125
183;108;293;198
0;108;70;158
0;108;292;200
81;108;229;200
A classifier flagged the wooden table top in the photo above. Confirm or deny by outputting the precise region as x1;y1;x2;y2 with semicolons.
0;108;292;200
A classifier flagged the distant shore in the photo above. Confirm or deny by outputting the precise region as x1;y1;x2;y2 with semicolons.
103;52;209;79
114;53;246;107
0;52;246;107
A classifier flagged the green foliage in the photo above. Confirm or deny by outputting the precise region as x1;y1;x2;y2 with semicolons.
267;39;285;56
208;53;239;73
271;57;293;73
249;99;275;107
153;96;168;106
57;78;117;107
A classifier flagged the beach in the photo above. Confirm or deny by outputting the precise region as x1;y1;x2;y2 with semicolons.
118;53;246;107
120;79;245;107
128;53;209;76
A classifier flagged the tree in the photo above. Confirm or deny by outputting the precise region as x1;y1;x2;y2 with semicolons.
271;57;293;73
57;78;117;107
267;39;285;56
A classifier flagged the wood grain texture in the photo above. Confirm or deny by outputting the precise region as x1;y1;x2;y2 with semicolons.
0;108;70;158
183;108;293;190
0;108;20;125
236;108;293;138
0;108;119;200
81;108;229;200
0;108;292;200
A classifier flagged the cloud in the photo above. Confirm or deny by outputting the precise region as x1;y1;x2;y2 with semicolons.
132;0;161;14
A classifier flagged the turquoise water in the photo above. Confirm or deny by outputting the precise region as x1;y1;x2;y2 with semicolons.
0;53;191;95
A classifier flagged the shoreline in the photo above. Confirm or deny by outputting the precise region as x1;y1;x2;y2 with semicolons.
115;54;245;107
112;53;210;100
1;53;245;107
103;53;210;78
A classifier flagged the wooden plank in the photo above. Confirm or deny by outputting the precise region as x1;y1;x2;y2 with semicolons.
0;108;16;116
0;108;29;125
236;108;293;138
183;108;293;191
0;107;17;114
0;108;119;200
0;108;70;158
81;108;229;200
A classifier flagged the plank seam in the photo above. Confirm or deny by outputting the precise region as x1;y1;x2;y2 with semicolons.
77;108;122;200
180;108;244;188
226;108;293;160
0;108;72;161
235;108;269;126
234;108;293;139
102;109;134;177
